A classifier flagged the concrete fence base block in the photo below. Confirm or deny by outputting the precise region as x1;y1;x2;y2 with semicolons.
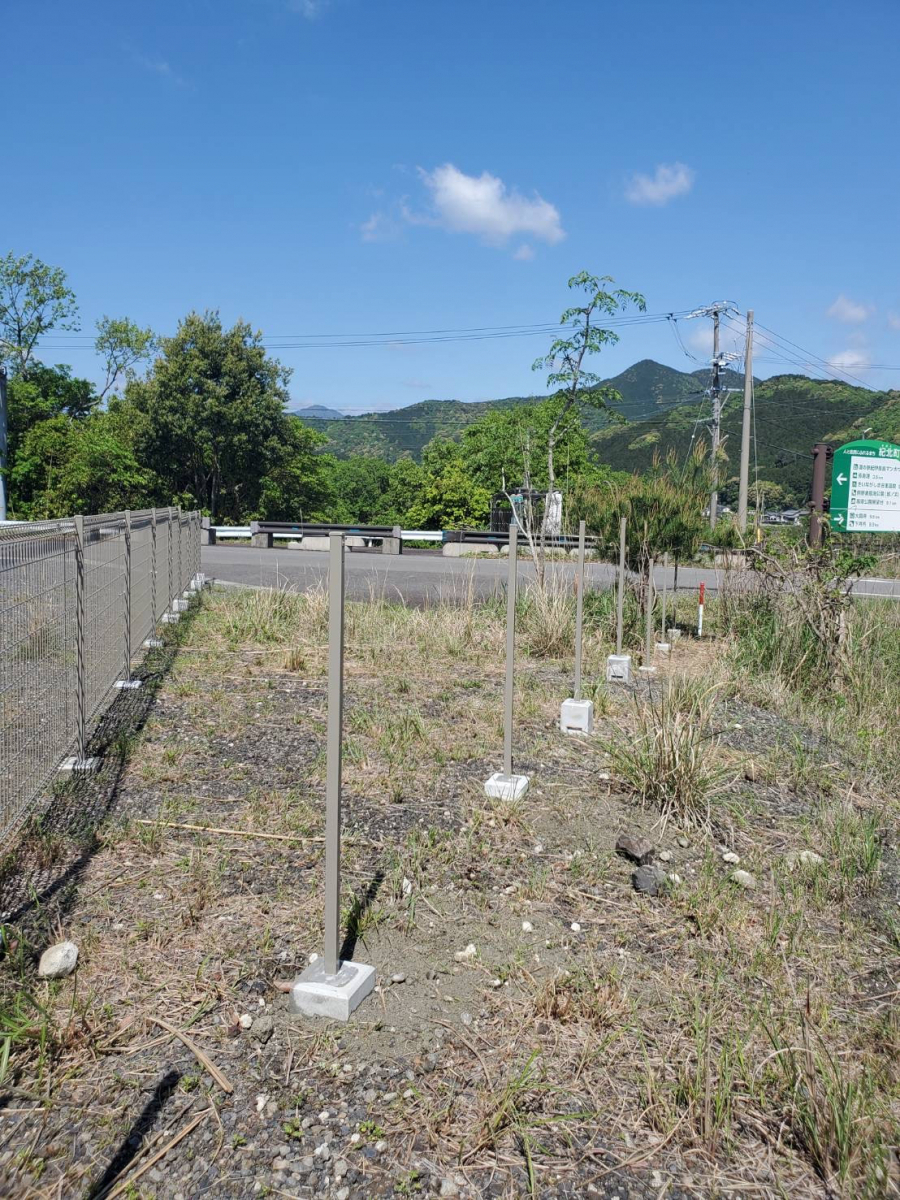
443;542;499;557
560;698;594;735
655;642;671;655
161;612;180;624
143;638;164;649
172;599;189;612
667;628;683;642
288;958;376;1021
114;679;143;690
191;573;207;589
484;771;530;801
59;756;100;776
606;654;632;684
638;665;657;678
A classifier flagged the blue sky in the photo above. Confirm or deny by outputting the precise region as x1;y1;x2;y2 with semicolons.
6;0;900;411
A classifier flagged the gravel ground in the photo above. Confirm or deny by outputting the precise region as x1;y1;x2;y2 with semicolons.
0;589;897;1199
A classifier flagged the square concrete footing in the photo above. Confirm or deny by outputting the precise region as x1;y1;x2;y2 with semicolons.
667;628;682;642
161;612;180;624
143;638;164;649
655;642;671;655
560;698;594;735
114;679;143;690
59;756;100;776
288;958;376;1021
606;654;632;684
638;665;657;678
172;599;189;613
484;771;530;801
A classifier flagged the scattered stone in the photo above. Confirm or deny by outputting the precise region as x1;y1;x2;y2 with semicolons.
440;1177;461;1197
650;1170;666;1189
391;973;407;984
255;1094;269;1113
383;1092;398;1103
334;1158;349;1178
38;941;78;980
402;1088;415;1099
785;850;824;871
570;922;582;933
454;944;477;962
374;1140;388;1153
668;873;683;887
616;832;655;865
730;869;756;889
521;921;534;933
402;877;413;896
460;1012;473;1027
658;850;672;862
722;851;741;865
238;1013;253;1029
250;1015;274;1044
272;1156;289;1172
336;1189;350;1200
677;837;689;848
632;865;668;897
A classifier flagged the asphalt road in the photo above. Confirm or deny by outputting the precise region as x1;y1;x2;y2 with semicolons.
200;544;900;605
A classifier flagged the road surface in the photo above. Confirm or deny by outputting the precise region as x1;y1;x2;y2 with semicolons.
200;545;900;605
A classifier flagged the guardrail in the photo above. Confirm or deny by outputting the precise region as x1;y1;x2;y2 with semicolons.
0;507;202;846
202;521;443;549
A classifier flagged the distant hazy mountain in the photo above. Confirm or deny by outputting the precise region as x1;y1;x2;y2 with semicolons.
293;404;346;421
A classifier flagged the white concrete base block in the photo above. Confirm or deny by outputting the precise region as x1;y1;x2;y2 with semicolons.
667;628;682;642
59;756;100;776
288;958;376;1021
484;771;530;801
143;638;163;649
161;612;180;624
655;642;671;655
606;654;632;684
560;698;594;735
172;599;189;612
638;665;657;678
114;679;143;690
191;573;207;589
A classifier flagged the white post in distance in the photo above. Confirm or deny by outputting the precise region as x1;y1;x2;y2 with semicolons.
290;532;375;1021
561;520;593;734
656;550;671;654
484;523;530;800
606;516;631;683
698;581;705;637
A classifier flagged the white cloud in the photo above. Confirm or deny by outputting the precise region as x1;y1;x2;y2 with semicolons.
827;294;872;324
287;0;330;17
513;244;535;261
360;211;399;242
407;163;565;248
134;54;188;87
625;162;694;206
887;312;900;331
827;348;871;371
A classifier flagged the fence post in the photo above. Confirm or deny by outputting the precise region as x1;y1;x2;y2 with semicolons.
150;508;158;622
607;516;632;683
123;510;132;683
59;515;98;774
641;556;656;676
560;519;593;734
177;505;183;595
168;506;174;608
484;524;530;797
289;532;376;1020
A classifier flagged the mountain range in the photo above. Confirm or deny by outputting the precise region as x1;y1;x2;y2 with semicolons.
290;359;900;505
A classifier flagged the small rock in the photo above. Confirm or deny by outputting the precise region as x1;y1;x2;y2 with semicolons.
38;941;78;980
460;1012;473;1027
730;869;756;889
570;922;582;933
336;1189;350;1200
251;1015;274;1044
785;850;824;871
374;1139;388;1153
534;843;544;854
391;973;407;984
440;1178;461;1197
334;1158;349;1178
402;877;413;896
521;921;534;933
402;1088;415;1099
272;1156;289;1172
383;1092;398;1103
650;1170;666;1189
632;865;668;897
677;837;689;848
667;873;683;886
238;1013;253;1029
454;943;477;962
255;1093;268;1112
722;851;740;865
616;832;655;865
658;850;672;862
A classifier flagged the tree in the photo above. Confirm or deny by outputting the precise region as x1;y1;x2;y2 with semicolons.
126;310;331;521
95;316;156;399
406;447;490;530
532;271;645;508
0;253;79;375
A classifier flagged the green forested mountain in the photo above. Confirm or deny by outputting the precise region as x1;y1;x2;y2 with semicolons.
593;375;900;506
293;359;746;460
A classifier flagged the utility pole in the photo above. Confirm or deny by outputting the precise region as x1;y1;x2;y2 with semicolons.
737;310;754;533
0;366;7;522
808;442;832;548
709;310;722;530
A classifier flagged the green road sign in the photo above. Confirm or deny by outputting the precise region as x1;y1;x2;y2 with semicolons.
830;439;900;532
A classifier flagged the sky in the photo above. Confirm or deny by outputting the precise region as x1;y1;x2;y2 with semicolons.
5;0;900;412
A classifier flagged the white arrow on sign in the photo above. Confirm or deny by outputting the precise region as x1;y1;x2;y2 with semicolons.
834;513;845;525
836;473;848;485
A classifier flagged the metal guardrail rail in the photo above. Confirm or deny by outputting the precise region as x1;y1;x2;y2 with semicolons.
0;507;201;847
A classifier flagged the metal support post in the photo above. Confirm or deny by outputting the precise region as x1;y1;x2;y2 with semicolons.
150;508;158;622
503;523;517;776
123;511;132;682
573;519;585;701
615;517;626;655
176;505;183;595
661;552;668;638
324;532;345;977
644;557;655;666
168;506;174;606
737;310;754;532
74;515;86;760
0;366;7;522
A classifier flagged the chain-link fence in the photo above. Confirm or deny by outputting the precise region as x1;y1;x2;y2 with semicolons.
0;507;201;847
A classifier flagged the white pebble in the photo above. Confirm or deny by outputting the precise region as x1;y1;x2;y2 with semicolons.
238;1013;253;1029
570;922;582;933
722;851;740;865
454;943;477;962
521;921;534;933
